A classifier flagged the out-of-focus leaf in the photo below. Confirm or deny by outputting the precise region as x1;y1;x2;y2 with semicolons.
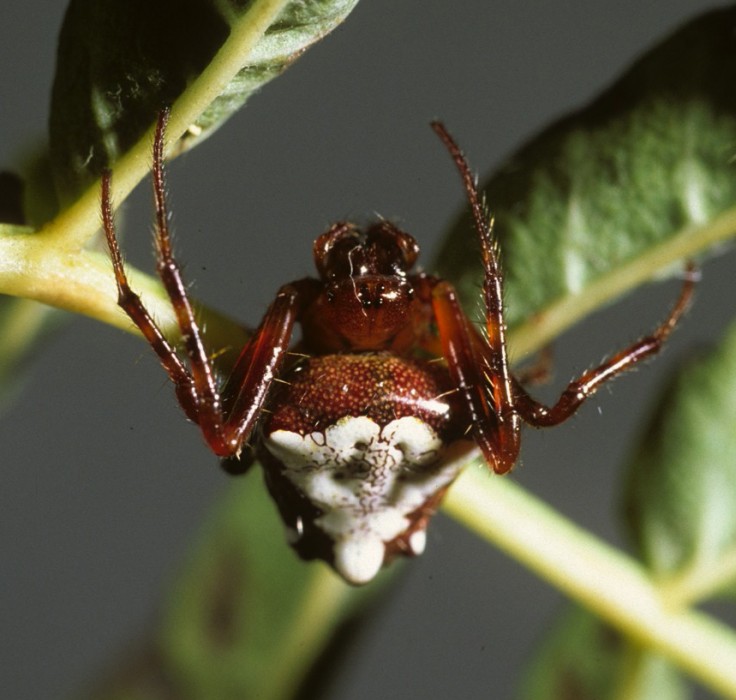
623;320;736;597
436;7;736;346
518;606;687;700
85;469;386;700
50;0;359;203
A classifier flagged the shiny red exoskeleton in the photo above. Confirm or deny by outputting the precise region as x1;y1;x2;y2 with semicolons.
102;110;694;584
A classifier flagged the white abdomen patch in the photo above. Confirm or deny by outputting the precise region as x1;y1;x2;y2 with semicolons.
264;415;465;584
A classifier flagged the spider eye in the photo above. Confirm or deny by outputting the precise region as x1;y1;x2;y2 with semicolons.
359;284;372;308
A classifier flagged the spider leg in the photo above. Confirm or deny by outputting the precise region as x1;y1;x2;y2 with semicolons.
212;283;303;456
146;109;224;427
512;266;697;427
147;110;309;457
431;121;522;474
105;109;304;460
432;120;696;470
101;169;199;422
432;281;521;474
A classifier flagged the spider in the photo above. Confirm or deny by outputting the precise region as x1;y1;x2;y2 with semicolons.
102;110;694;585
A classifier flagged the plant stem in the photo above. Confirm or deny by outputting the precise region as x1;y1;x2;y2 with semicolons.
660;545;736;610
443;462;736;697
0;232;249;354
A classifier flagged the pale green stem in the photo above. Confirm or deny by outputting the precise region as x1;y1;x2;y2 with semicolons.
444;463;736;698
0;231;177;331
0;231;248;353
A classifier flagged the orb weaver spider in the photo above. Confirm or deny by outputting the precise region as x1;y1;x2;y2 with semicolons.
102;110;694;585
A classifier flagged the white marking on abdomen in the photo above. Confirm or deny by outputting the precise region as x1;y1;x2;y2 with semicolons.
265;416;465;584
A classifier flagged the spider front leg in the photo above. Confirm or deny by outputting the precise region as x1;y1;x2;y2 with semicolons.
102;109;301;462
429;171;523;476
431;120;524;475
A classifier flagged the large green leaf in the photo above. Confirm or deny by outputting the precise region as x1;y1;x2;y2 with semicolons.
436;7;736;356
50;0;359;203
623;320;736;600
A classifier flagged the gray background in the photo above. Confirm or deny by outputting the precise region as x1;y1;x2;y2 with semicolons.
1;2;735;699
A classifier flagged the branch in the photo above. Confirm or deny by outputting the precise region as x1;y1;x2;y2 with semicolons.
443;463;736;697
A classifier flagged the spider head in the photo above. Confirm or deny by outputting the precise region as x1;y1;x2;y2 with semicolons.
308;221;421;350
313;221;419;279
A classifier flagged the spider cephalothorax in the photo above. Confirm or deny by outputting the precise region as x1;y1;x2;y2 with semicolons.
300;221;424;353
103;110;694;584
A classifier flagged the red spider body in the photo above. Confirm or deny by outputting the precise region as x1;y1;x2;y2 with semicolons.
232;222;477;583
102;111;694;584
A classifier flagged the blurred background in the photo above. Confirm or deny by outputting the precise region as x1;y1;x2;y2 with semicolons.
1;1;734;698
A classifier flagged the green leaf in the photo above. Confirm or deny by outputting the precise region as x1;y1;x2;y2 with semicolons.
435;7;736;357
86;470;386;700
518;606;687;700
623;320;736;603
50;0;359;203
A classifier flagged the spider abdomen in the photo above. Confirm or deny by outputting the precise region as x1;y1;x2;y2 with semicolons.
259;352;472;584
